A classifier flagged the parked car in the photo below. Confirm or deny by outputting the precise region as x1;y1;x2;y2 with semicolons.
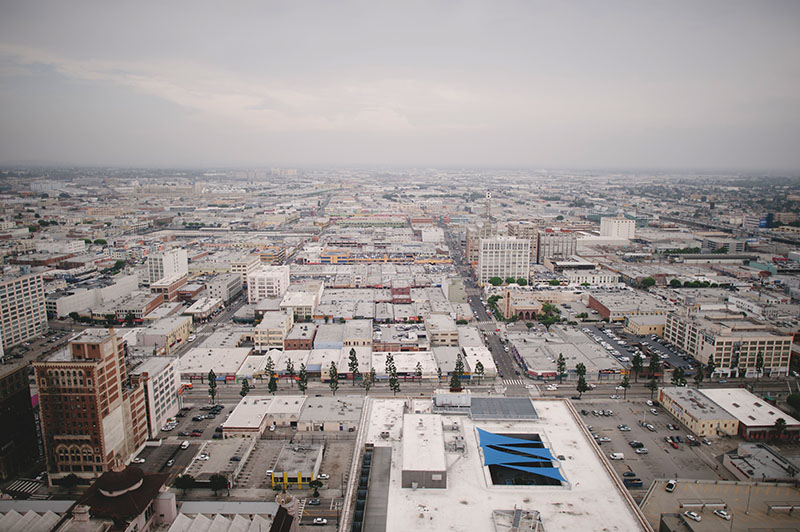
609;453;624;460
635;448;649;454
713;510;731;520
180;440;190;449
312;518;328;525
622;471;637;477
166;459;175;467
317;473;329;480
684;511;701;522
665;479;677;492
132;457;146;464
701;437;711;446
307;499;321;505
629;441;644;448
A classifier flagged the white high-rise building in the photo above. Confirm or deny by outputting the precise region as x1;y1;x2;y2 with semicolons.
478;237;530;285
600;215;636;239
247;265;290;303
146;248;188;284
0;272;47;350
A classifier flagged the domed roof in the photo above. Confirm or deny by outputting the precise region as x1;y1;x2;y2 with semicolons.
95;466;144;496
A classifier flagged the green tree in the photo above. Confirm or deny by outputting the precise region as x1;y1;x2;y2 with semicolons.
669;279;682;288
525;322;534;330
388;366;400;395
415;361;423;384
648;354;662;381
505;277;516;284
329;361;339;396
646;377;659;399
348;348;359;386
385;353;395;377
671;367;687;387
69;311;80;322
575;363;588;397
705;355;716;380
436;366;442;382
93;239;107;246
124;312;136;326
309;479;323;497
362;371;372;394
548;279;561;286
474;361;485;385
450;353;465;391
640;277;656;288
773;418;787;440
488;277;503;286
209;474;228;496
264;356;275;379
208;369;217;404
755;351;764;382
268;374;278;395
557;353;566;383
693;369;704;388
369;367;377;388
620;376;630;399
297;363;308;395
61;473;80;494
516;278;528;286
576;375;588;398
285;359;295;387
174;474;195;495
240;379;251;397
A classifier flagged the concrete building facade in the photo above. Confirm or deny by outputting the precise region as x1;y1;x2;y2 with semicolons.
0;272;47;350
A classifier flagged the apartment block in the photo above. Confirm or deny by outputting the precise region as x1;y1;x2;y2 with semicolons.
664;310;793;377
477;236;530;285
0;272;47;350
33;329;148;483
247;265;290;303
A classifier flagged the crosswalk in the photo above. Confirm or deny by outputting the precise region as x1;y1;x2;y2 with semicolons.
502;379;526;386
3;479;43;497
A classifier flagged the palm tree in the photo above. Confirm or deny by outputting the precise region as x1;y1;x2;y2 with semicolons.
773;418;787;440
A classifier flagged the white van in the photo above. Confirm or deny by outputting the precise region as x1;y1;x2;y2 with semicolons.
180;440;190;450
609;453;624;460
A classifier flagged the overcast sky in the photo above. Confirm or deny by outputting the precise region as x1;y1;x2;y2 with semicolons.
1;1;799;170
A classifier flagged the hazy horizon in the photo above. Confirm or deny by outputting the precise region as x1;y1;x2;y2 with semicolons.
2;1;799;170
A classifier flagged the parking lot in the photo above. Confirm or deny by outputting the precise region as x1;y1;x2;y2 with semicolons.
157;402;232;439
235;440;287;489
576;397;736;494
133;441;197;483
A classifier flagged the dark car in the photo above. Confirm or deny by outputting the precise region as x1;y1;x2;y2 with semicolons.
622;471;636;477
179;431;191;436
212;433;223;439
230;456;241;461
176;412;186;418
192;416;205;422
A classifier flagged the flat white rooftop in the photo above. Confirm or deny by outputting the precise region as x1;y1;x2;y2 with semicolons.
223;396;272;430
402;414;446;472
179;347;251;375
371;398;648;532
701;388;800;427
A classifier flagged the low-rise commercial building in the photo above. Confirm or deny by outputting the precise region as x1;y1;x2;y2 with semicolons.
254;312;293;352
700;388;800;441
587;291;673;322
207;272;243;304
137;316;193;354
150;273;188;303
658;387;739;437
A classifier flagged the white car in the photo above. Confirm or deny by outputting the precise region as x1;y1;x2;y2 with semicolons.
317;473;329;480
684;511;701;522
713;510;731;520
312;518;328;525
132;457;146;464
